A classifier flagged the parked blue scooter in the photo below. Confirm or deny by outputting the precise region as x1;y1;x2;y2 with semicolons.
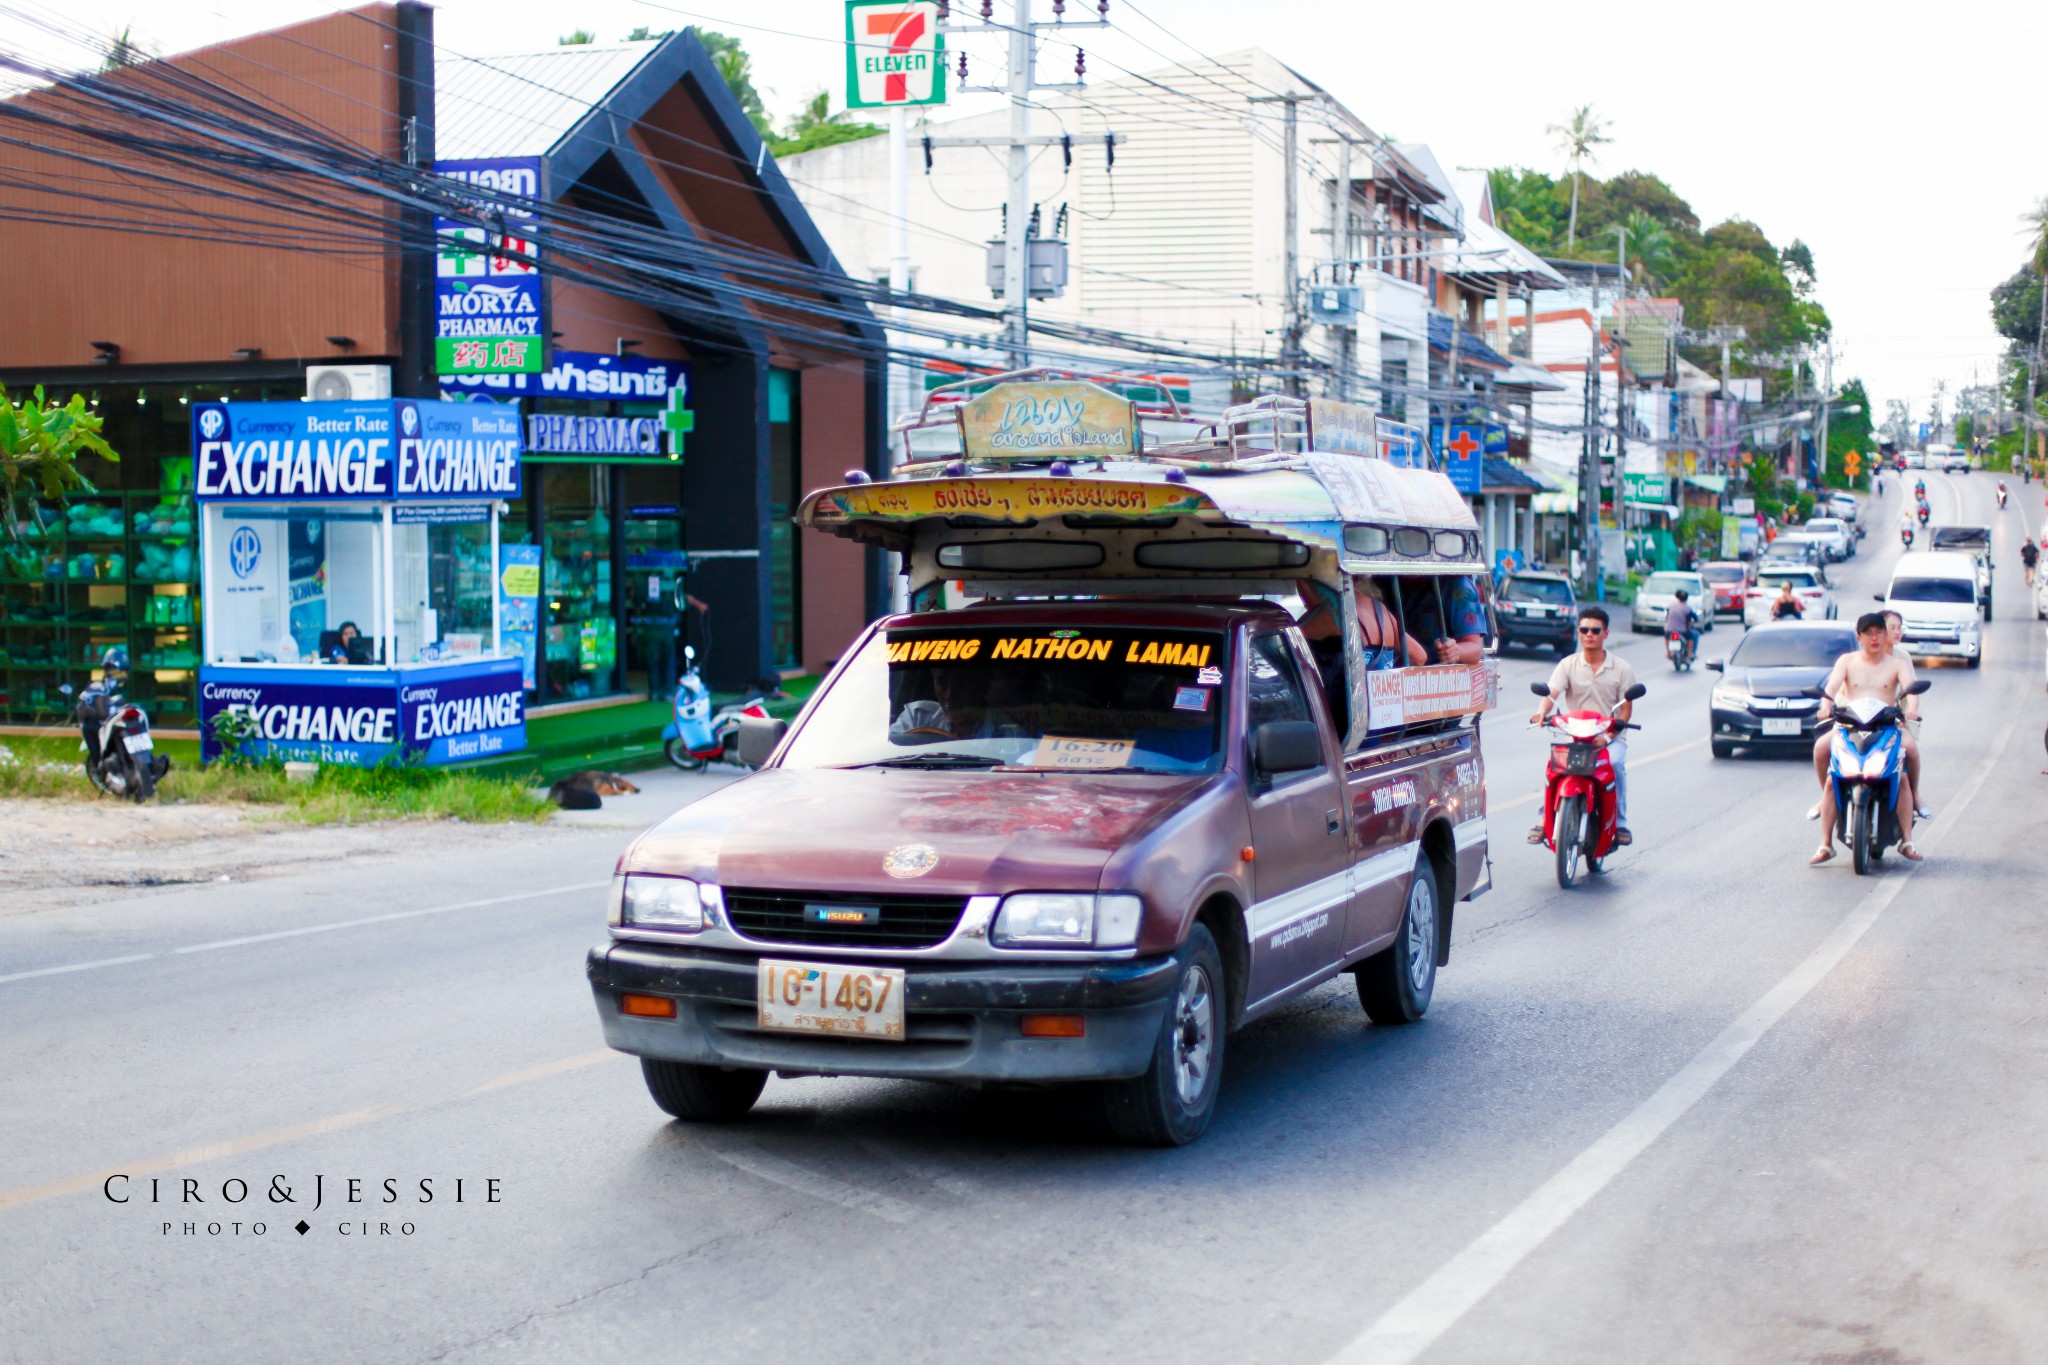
662;646;777;771
1813;680;1930;874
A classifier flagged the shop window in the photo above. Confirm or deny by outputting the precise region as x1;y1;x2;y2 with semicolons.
392;514;498;662
203;504;385;665
541;465;619;701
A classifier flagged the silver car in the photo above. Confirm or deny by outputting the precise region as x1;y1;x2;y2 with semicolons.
1631;570;1715;634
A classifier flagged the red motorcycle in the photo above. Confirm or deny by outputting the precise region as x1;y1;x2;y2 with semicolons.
1530;680;1646;888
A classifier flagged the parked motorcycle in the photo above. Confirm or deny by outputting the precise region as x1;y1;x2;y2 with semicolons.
1811;680;1931;875
662;646;778;771
63;648;169;802
1531;680;1646;889
1665;630;1696;672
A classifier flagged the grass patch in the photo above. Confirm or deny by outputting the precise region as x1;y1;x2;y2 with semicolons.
0;740;552;825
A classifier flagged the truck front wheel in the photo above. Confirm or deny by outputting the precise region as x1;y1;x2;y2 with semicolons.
1104;923;1225;1147
641;1058;767;1122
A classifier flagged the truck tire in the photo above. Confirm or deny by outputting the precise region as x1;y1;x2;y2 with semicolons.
1104;923;1225;1147
1356;860;1439;1025
641;1059;767;1122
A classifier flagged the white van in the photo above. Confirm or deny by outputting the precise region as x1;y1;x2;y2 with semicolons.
1882;551;1982;668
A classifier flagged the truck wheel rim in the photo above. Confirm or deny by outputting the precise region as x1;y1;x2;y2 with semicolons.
1406;874;1436;993
1172;964;1215;1107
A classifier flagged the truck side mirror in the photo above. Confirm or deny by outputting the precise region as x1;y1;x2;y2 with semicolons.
1251;720;1323;776
736;716;788;769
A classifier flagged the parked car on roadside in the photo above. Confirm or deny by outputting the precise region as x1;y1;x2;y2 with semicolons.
1800;517;1855;561
1494;571;1579;655
1706;620;1858;758
1631;570;1716;635
1745;564;1835;625
1822;490;1859;523
1699;560;1752;618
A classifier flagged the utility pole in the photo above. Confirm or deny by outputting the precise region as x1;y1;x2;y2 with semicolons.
1816;343;1834;488
934;1;1114;370
1582;290;1603;600
1251;92;1307;395
2031;264;2046;470
889;103;911;436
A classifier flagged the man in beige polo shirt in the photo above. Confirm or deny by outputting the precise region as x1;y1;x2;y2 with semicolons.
1529;604;1641;846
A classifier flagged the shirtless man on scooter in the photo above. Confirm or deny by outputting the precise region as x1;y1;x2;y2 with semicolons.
1810;612;1923;865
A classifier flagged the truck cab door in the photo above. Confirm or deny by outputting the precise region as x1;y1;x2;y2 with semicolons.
1242;630;1350;1009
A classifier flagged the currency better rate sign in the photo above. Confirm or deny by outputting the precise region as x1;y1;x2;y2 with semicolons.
845;2;948;108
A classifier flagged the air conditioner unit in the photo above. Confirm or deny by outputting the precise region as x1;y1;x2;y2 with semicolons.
305;365;392;401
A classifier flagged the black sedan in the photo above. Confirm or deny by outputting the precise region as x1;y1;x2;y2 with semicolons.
1706;621;1857;758
1494;571;1578;655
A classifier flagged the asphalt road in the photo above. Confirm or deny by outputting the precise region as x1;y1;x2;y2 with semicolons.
4;470;2044;1365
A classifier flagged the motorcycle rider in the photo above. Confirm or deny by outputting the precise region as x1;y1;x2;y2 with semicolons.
1809;612;1922;865
1664;588;1699;662
1809;608;1927;824
1996;480;2009;510
1528;605;1638;847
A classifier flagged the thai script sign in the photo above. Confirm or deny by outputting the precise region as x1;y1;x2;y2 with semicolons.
959;381;1137;460
845;2;948;109
192;401;522;502
1365;662;1498;731
440;350;687;401
434;157;544;375
1307;398;1376;457
816;475;1204;524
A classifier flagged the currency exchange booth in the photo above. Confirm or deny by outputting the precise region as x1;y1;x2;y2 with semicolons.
192;399;529;767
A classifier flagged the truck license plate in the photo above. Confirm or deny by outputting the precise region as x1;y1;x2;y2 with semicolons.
756;959;905;1041
1761;716;1801;736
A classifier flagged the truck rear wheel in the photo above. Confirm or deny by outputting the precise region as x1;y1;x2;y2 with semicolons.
1104;923;1225;1147
641;1059;767;1122
1356;860;1439;1025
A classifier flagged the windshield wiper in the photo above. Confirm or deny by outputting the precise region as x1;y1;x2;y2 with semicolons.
856;753;1008;769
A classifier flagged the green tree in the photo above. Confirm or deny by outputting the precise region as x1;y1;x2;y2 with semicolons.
1;387;116;537
769;90;883;158
1545;105;1612;248
696;30;773;138
1620;209;1676;288
557;29;595;45
1824;377;1875;490
1487;168;1567;252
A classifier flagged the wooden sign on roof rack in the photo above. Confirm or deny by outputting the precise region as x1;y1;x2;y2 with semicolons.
958;379;1137;461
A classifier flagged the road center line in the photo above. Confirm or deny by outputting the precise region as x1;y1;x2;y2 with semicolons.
0;1049;623;1215
0;881;608;986
1330;699;2018;1365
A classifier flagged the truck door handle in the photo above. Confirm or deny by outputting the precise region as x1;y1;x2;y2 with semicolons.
1326;809;1342;835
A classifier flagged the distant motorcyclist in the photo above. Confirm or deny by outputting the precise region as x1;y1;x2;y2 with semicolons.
1664;589;1699;659
1996;480;2009;510
1916;502;1930;526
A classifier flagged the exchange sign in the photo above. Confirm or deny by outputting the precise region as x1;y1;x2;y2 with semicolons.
845;2;948;109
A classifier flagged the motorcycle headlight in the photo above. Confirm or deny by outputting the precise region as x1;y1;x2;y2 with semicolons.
992;892;1143;949
616;874;703;932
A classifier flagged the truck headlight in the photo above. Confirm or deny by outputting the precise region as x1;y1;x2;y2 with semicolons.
992;892;1143;949
619;875;703;932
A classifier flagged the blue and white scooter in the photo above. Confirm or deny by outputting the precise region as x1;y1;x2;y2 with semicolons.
662;646;775;771
1814;680;1930;875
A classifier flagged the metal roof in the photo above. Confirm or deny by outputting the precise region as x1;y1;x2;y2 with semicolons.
1427;314;1511;369
436;42;659;161
1480;457;1545;492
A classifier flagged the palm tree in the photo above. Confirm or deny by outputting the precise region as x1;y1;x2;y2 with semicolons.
1620;210;1675;288
1546;105;1612;249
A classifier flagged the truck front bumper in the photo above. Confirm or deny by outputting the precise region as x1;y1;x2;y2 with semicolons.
588;941;1181;1083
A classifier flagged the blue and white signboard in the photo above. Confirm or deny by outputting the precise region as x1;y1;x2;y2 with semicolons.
1431;424;1486;494
200;659;525;767
440;349;689;402
433;157;545;376
192;400;522;503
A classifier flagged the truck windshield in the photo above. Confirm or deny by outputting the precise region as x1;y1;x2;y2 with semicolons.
779;624;1229;774
1888;578;1974;604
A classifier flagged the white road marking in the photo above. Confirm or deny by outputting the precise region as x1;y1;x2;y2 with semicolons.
705;1142;919;1225
0;881;608;986
1489;737;1706;815
1330;699;2018;1365
0;953;157;985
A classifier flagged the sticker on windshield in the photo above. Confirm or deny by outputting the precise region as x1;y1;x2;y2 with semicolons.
1172;686;1210;712
1024;735;1137;769
1196;665;1222;686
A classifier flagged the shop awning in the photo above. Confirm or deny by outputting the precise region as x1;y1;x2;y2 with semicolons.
1625;500;1683;516
1685;474;1729;494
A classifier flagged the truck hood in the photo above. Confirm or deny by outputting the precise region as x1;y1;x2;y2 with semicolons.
623;766;1214;896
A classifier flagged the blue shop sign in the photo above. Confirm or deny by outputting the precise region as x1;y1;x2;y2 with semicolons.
200;659;525;766
439;349;689;401
1431;424;1486;494
192;400;523;502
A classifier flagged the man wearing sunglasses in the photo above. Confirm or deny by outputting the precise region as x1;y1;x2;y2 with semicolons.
1528;605;1639;846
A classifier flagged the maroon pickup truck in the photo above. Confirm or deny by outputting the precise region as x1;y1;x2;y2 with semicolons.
589;598;1490;1145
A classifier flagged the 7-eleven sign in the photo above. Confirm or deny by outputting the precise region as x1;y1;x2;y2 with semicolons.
845;1;948;108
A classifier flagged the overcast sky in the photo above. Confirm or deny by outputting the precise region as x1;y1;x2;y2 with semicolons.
24;0;2045;426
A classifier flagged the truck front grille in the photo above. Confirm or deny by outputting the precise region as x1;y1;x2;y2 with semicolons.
723;889;968;949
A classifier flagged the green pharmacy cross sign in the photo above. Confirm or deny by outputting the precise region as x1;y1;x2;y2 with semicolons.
661;387;694;457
